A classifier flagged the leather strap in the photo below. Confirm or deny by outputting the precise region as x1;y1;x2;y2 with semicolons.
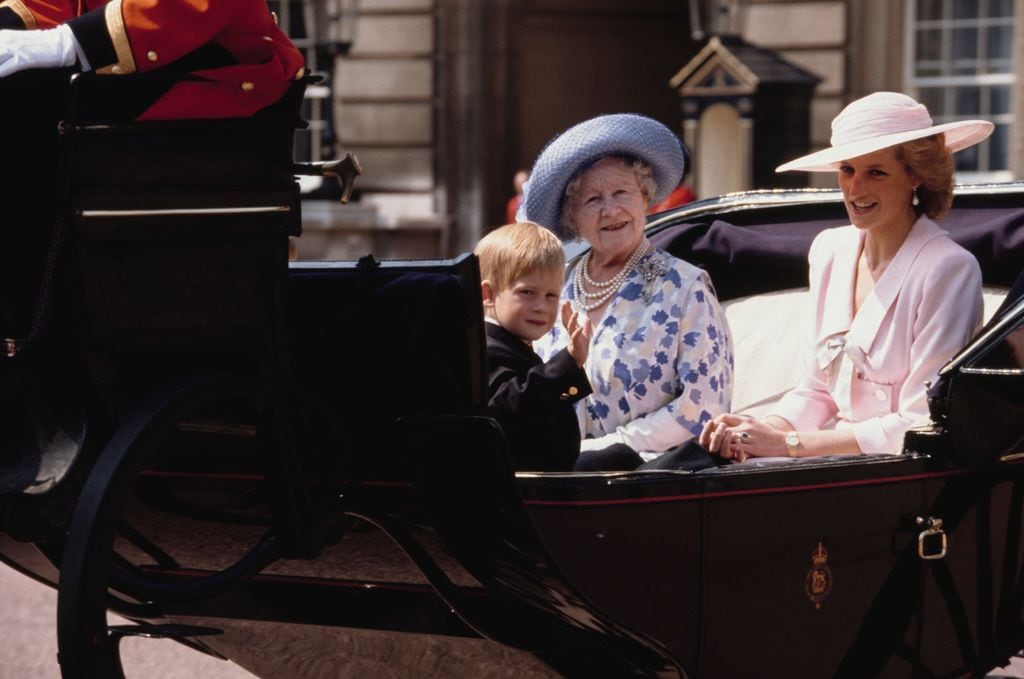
3;213;65;358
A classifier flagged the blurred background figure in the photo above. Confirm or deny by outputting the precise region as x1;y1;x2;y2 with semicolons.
648;174;696;213
506;169;531;224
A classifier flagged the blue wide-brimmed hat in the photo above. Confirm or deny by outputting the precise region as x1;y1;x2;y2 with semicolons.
517;113;687;236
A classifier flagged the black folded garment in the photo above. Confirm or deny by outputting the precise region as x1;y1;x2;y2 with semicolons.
636;438;725;472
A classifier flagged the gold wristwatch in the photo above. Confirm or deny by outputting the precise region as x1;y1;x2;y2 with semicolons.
785;431;800;458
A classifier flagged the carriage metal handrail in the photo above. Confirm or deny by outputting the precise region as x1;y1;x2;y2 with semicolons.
939;295;1024;376
78;206;292;218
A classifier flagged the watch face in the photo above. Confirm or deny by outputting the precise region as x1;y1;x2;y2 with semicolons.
786;432;800;447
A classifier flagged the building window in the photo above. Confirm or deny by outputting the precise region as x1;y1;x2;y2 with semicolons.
905;0;1015;180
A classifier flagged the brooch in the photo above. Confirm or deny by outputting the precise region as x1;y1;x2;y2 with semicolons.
636;256;667;304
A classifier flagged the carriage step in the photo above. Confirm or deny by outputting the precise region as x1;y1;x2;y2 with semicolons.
108;623;223;640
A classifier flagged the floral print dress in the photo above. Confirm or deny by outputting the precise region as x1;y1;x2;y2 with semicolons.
535;248;734;460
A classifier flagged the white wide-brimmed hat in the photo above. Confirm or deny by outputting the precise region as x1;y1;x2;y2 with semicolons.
777;92;994;173
517;113;687;235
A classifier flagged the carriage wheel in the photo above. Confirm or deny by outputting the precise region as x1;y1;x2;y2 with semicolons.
56;374;281;679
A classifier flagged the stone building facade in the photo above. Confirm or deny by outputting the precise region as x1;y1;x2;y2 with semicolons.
296;0;1021;258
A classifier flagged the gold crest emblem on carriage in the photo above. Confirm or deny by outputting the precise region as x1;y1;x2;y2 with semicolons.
804;542;833;610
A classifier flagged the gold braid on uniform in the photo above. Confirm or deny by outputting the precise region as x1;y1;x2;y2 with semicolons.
0;0;36;29
97;0;136;75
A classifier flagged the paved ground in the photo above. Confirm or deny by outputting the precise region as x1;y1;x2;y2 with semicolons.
4;561;1024;678
0;563;254;679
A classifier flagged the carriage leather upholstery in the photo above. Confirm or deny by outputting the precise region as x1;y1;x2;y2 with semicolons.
724;286;1008;420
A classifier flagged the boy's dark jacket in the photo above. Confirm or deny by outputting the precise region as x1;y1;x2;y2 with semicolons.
485;322;591;471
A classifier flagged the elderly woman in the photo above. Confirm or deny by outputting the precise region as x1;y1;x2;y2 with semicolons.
521;114;733;470
700;92;992;461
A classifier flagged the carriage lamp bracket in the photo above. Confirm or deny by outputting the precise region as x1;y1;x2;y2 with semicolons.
293;152;362;204
916;516;947;560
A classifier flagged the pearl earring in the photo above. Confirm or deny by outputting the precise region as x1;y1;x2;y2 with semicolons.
911;187;920;207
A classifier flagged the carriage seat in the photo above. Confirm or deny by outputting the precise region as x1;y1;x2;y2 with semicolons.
286;255;487;480
723;286;1009;420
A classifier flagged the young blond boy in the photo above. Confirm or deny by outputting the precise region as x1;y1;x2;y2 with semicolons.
474;222;592;471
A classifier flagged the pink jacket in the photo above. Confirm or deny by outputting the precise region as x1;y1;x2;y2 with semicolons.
770;217;983;454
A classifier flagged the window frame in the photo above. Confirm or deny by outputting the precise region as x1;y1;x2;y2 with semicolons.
903;0;1016;182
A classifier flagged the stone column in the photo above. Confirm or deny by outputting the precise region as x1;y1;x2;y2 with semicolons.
438;0;487;253
1013;0;1024;180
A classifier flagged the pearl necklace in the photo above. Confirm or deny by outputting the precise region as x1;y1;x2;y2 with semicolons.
573;240;650;312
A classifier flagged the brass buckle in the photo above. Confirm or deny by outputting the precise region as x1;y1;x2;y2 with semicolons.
917;517;947;560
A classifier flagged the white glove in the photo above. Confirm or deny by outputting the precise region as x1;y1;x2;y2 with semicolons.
0;24;78;78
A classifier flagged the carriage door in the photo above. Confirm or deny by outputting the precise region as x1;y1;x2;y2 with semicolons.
912;470;1024;677
914;297;1024;675
697;457;932;679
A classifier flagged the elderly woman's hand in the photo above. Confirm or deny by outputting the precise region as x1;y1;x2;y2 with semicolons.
562;300;592;368
700;414;788;462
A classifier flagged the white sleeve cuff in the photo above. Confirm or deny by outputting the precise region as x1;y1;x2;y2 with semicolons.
55;23;84;69
845;415;907;455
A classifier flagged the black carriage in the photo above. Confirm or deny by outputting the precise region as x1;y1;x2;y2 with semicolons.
1;72;1024;678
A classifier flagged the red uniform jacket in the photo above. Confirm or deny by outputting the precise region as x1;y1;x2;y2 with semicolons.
0;0;305;119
